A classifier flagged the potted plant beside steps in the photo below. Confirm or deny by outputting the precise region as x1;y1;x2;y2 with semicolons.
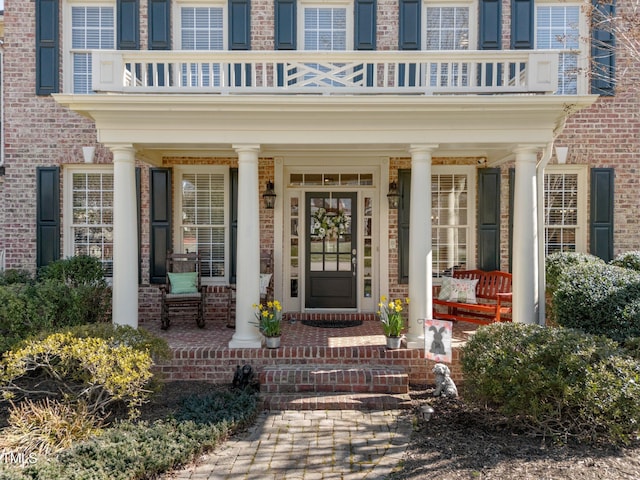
254;300;283;348
378;296;410;349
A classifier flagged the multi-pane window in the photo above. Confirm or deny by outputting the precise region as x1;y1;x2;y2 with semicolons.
303;8;347;51
70;171;114;275
71;6;115;94
432;173;469;276
536;5;580;94
180;7;225;86
425;6;470;87
544;172;579;255
179;172;227;279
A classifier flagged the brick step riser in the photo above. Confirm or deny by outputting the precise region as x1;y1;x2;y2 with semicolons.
261;393;413;411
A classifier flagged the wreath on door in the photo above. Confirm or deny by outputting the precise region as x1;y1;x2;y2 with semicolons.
311;208;351;240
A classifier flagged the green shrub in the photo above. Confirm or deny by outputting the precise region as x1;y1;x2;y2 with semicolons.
462;323;640;445
545;251;604;295
552;261;640;342
38;255;107;287
0;389;258;480
0;331;154;420
611;251;640;272
175;389;259;426
0;269;34;286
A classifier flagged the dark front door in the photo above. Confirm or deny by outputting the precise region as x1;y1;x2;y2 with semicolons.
305;192;357;309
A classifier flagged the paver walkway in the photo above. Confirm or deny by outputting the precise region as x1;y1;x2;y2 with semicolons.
162;409;413;479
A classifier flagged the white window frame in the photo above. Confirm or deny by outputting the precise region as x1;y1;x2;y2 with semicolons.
423;0;477;51
298;0;354;51
63;165;115;278
63;0;116;94
172;165;230;285
173;0;228;50
534;1;589;95
431;165;477;278
543;164;588;255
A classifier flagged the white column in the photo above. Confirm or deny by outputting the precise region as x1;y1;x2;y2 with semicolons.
406;145;438;348
229;144;263;348
110;144;138;328
512;146;540;324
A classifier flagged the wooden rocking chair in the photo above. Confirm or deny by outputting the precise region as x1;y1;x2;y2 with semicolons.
160;252;205;330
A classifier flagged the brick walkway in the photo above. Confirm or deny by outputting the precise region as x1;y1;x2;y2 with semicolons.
161;409;412;480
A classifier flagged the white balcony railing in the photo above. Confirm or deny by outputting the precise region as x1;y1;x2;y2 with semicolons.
92;50;561;95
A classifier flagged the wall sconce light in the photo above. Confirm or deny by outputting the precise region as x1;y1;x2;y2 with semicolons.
83;146;96;164
387;182;400;209
555;146;569;165
262;180;276;209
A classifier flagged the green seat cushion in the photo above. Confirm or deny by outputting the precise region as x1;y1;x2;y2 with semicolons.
168;272;198;294
438;277;479;304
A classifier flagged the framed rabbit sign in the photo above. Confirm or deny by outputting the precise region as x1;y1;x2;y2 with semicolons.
424;319;453;363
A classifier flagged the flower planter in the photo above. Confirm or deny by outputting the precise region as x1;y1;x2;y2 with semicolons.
386;336;402;350
265;336;281;349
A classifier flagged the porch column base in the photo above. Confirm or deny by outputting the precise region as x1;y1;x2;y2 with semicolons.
229;337;263;349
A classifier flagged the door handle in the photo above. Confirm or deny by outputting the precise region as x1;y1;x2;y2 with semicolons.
352;249;357;276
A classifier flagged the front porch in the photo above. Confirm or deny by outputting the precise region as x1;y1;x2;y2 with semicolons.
143;314;479;390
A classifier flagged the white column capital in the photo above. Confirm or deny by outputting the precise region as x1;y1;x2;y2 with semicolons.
106;144;136;159
233;144;261;155
409;144;439;158
513;144;543;159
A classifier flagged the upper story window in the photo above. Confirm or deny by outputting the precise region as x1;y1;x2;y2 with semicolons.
63;167;114;276
425;5;471;50
69;4;115;94
174;167;229;282
535;3;583;94
299;0;352;51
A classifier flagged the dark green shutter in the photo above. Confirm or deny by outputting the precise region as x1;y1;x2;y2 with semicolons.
118;0;139;50
398;169;411;284
36;0;59;95
478;168;501;271
229;168;239;284
230;0;251;50
590;168;614;262
399;0;420;50
275;0;296;50
149;0;171;50
355;0;376;50
479;0;501;50
591;0;615;96
511;0;533;49
508;168;515;273
36;167;60;268
150;168;172;284
136;167;142;284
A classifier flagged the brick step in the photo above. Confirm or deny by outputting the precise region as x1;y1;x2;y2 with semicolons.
261;392;413;411
259;364;409;395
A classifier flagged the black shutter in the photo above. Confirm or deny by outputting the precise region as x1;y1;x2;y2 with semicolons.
275;0;296;50
149;0;171;50
36;167;60;268
590;168;614;262
399;0;420;50
511;0;533;49
118;0;139;50
591;0;615;96
479;0;501;50
229;168;239;284
36;0;59;95
230;0;251;50
398;169;411;284
478;168;501;271
355;0;376;50
150;168;172;284
136;167;142;284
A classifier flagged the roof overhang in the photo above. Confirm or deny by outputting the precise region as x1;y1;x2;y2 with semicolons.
54;93;598;165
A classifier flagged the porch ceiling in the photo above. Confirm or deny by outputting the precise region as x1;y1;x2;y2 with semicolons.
54;93;598;165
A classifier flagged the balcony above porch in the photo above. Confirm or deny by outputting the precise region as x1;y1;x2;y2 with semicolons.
92;50;565;96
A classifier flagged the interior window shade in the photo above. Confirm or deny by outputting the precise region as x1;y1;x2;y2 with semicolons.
304;8;347;50
181;7;224;50
426;6;469;50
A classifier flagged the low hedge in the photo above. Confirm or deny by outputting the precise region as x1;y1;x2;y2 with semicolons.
462;323;640;446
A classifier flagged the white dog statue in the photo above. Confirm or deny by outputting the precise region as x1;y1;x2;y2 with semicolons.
432;363;458;398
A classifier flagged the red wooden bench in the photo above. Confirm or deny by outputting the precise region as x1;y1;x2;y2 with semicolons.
433;270;513;325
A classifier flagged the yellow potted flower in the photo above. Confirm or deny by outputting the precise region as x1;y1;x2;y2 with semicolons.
377;296;409;349
253;300;283;348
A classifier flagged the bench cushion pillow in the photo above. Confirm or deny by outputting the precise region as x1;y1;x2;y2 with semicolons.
168;272;198;294
438;277;479;304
